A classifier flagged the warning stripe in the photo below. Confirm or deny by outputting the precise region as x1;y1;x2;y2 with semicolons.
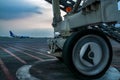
0;47;27;64
0;58;14;80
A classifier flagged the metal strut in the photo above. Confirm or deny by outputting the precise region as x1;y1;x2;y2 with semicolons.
45;0;75;11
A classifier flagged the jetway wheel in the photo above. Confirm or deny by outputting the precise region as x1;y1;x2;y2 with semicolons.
62;29;112;79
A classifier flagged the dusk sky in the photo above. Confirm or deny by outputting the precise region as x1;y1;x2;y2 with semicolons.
0;0;120;37
0;0;54;37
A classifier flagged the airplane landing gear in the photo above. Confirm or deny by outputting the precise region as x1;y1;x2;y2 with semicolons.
63;29;112;79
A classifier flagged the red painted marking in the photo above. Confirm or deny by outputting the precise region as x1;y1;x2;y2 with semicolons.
15;45;55;59
0;58;14;80
0;47;27;64
9;47;45;61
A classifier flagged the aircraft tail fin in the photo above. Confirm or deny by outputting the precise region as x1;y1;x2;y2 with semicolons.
9;31;15;37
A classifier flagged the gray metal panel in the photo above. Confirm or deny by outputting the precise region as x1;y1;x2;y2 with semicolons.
68;9;102;28
68;0;119;29
101;0;118;22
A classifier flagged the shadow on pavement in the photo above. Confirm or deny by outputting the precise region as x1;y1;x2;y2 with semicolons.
29;60;120;80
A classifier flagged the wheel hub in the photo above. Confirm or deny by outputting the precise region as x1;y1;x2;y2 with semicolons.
80;42;102;67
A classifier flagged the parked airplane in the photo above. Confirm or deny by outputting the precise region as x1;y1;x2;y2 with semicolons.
9;31;30;38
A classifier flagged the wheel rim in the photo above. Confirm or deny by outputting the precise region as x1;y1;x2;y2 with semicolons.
72;35;109;76
79;42;102;67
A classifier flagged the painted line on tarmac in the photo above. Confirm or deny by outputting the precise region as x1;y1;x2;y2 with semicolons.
9;47;45;61
13;45;56;59
0;58;14;80
0;47;27;64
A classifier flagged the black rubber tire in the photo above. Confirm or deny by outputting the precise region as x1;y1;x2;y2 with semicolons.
56;57;63;62
62;29;112;79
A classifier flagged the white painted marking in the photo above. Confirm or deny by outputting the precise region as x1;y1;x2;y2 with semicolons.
96;67;120;80
16;65;40;80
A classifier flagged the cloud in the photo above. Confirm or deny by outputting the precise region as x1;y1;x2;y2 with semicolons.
118;1;120;10
0;0;42;20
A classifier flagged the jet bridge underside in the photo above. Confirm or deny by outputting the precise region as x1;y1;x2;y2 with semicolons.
68;0;119;29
